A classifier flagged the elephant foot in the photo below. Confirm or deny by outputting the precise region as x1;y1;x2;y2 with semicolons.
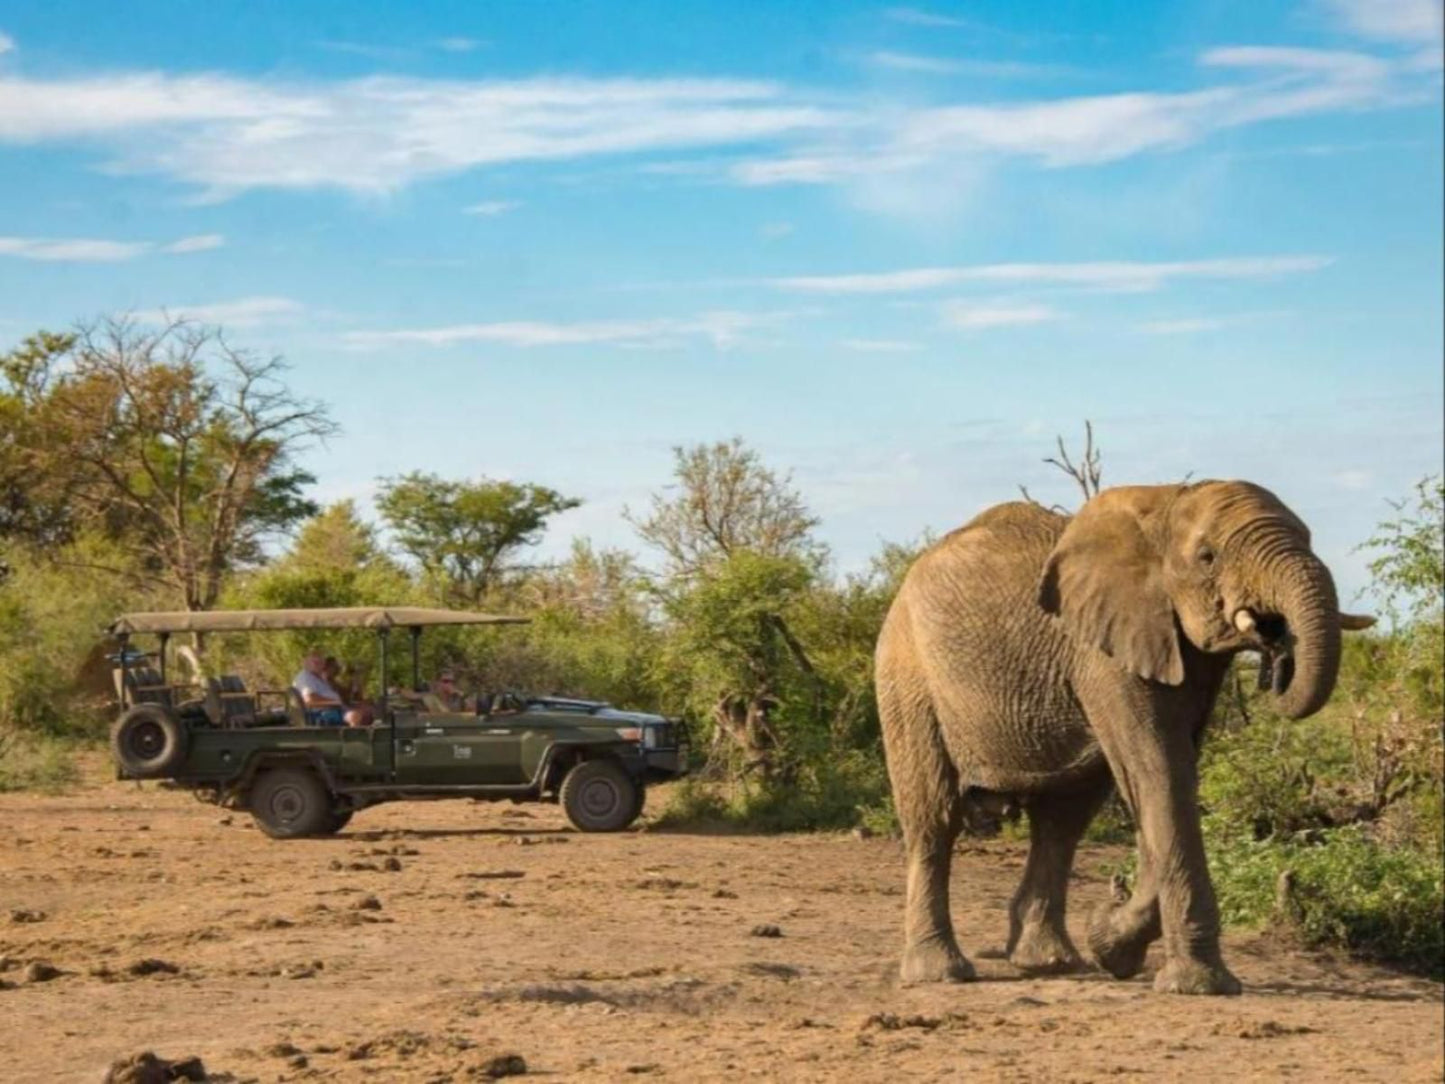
1008;926;1085;975
1153;957;1242;996
900;936;976;984
1087;903;1154;980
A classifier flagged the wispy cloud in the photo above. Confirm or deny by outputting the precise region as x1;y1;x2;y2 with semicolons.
343;310;793;351
885;7;972;29
0;73;831;196
0;32;1429;200
435;37;485;53
0;233;223;262
163;233;225;253
866;51;1066;78
772;255;1331;294
317;40;416;62
462;199;520;216
1136;310;1290;334
134;296;305;328
1137;317;1227;335
839;338;922;352
1323;0;1443;45
0;31;14;56
940;299;1062;329
760;221;795;239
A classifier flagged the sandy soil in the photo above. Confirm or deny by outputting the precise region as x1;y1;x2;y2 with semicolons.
1;762;1440;1084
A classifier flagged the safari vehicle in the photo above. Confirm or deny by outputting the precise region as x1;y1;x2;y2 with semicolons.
106;607;689;838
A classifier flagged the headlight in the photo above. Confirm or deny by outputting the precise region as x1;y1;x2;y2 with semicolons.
614;727;643;743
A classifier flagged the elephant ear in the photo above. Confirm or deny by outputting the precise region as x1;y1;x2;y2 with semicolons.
1037;490;1184;685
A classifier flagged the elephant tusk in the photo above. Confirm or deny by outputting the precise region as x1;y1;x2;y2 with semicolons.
1339;612;1377;631
1233;609;1258;635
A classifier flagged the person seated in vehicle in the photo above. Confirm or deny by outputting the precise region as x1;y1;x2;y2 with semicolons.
293;649;367;727
432;668;465;711
323;655;375;723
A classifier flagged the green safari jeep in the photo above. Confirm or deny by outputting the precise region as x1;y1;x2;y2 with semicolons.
106;607;689;838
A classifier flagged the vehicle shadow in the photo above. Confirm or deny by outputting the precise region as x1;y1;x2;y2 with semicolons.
345;826;572;841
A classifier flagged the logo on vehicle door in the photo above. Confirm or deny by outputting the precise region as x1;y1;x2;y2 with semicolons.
452;745;472;759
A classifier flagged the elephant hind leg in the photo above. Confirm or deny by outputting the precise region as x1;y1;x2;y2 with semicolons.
1005;787;1106;975
879;672;972;982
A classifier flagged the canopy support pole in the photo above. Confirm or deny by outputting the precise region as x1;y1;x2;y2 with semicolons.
409;626;422;692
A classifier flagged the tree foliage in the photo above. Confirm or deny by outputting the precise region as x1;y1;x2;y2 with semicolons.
629;439;821;578
3;319;334;610
376;472;580;604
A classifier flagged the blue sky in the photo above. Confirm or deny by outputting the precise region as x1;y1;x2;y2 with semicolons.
1;0;1441;603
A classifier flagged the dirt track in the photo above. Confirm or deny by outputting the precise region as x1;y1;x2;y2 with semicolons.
1;762;1440;1083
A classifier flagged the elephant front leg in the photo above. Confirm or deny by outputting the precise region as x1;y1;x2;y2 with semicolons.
900;832;974;983
1087;867;1161;979
1090;709;1241;995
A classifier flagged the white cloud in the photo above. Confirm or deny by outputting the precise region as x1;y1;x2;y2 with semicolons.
343;310;793;351
940;300;1062;330
869;51;965;75
435;37;484;53
0;232;230;262
1333;468;1373;490
867;51;1064;78
1137;317;1226;335
0;34;1428;198
1136;310;1290;334
1323;0;1443;45
759;221;794;239
839;338;922;352
0;31;14;56
163;233;225;253
885;7;972;29
134;296;305;328
0;72;831;195
462;199;520;216
773;255;1331;294
0;236;151;261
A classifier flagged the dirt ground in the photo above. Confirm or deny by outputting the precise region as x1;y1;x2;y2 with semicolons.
1;761;1440;1084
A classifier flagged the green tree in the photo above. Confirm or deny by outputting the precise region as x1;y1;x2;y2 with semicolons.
4;318;334;611
375;472;580;604
628;438;821;576
635;440;825;781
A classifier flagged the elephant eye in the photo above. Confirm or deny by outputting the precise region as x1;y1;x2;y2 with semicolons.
1197;546;1216;566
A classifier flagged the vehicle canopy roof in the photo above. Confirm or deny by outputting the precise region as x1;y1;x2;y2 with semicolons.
108;607;530;636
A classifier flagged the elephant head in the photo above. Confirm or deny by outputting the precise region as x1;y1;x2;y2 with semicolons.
1038;481;1373;719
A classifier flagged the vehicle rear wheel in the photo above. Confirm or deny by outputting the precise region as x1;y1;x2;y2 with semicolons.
110;705;187;779
248;767;334;839
560;759;640;832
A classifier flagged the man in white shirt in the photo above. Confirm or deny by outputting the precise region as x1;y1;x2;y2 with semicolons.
293;650;365;727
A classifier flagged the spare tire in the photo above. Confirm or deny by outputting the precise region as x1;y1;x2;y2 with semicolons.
111;704;188;778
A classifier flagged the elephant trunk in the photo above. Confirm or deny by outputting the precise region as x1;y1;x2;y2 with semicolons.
1258;548;1341;720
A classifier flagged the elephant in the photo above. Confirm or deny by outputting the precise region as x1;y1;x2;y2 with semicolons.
875;481;1374;995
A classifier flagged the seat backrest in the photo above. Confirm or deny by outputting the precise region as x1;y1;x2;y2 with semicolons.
206;675;257;726
114;665;173;708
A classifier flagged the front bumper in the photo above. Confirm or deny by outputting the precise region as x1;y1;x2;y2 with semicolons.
642;719;690;779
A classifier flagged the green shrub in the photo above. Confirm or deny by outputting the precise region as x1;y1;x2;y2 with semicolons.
654;751;892;833
0;730;81;793
1206;818;1443;977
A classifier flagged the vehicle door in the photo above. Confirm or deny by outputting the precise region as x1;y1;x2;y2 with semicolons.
392;706;526;786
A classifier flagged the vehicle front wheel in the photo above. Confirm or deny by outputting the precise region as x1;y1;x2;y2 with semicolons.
248;767;334;839
559;759;640;832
